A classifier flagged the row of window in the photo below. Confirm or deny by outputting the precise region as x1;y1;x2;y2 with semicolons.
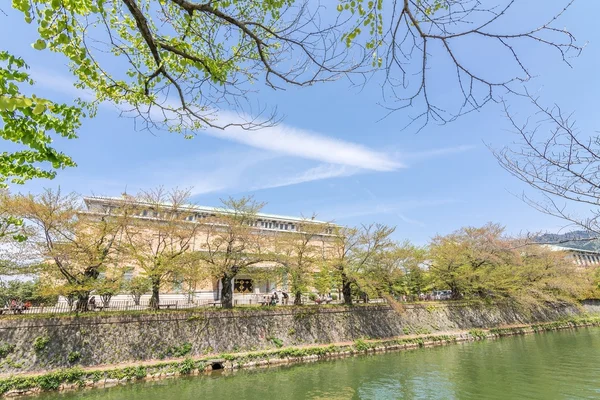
255;220;296;231
574;253;600;266
98;204;332;234
138;208;300;232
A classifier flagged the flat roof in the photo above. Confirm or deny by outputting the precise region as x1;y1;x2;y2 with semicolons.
543;244;600;254
83;196;331;224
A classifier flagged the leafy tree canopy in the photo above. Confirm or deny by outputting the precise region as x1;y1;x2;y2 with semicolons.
0;51;83;187
10;0;581;134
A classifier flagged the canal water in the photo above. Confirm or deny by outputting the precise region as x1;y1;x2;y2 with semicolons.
32;327;600;399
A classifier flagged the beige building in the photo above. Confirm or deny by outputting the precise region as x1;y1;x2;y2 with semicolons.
83;196;336;304
544;244;600;268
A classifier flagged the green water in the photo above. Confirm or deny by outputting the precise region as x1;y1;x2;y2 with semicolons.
33;328;600;400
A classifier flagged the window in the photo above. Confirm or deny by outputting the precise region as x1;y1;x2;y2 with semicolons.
142;210;148;217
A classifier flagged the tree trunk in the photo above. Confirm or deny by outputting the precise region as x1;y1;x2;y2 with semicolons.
75;292;90;312
66;294;76;310
293;291;302;305
220;276;234;309
101;294;112;307
149;278;160;310
74;267;100;312
450;283;461;300
341;272;353;305
132;294;141;306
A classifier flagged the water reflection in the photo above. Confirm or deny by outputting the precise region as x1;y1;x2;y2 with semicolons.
30;327;600;400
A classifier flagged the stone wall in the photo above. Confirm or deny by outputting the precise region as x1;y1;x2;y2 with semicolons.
0;302;584;375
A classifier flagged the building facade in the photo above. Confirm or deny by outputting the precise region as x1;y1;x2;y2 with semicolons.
544;244;600;268
82;196;336;304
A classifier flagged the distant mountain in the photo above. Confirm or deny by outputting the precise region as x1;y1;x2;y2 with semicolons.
534;230;600;251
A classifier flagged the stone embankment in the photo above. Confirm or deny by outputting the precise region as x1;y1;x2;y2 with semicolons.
0;301;597;397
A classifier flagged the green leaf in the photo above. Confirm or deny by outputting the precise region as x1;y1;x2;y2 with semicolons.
32;103;46;115
32;39;47;50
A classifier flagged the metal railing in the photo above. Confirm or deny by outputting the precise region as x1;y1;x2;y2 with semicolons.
0;295;388;316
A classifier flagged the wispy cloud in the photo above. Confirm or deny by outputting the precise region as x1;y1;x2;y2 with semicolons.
30;68;94;101
251;164;359;191
31;68;403;172
28;68;477;199
396;213;426;227
150;150;280;197
398;144;476;162
209;112;403;172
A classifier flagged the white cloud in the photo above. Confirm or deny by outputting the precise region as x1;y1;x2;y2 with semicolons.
251;164;359;191
149;150;280;197
398;145;476;162
30;68;403;172
208;112;403;172
29;68;95;101
396;213;426;227
28;68;481;198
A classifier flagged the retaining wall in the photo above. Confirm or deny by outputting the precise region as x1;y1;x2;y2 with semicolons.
0;301;587;374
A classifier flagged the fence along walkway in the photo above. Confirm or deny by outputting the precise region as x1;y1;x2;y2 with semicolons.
0;296;387;316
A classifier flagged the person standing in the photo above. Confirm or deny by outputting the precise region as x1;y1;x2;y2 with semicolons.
281;291;289;305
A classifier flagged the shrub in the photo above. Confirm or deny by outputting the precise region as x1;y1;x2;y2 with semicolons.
331;294;338;301
36;368;84;391
3;357;23;369
36;374;61;391
90;371;103;382
469;329;487;340
33;336;50;352
133;366;147;379
354;339;372;352
0;343;15;359
308;293;317;301
67;351;81;363
179;358;195;375
170;342;192;357
268;337;284;348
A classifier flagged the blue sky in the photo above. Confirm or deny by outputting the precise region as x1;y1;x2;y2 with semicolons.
2;1;600;244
